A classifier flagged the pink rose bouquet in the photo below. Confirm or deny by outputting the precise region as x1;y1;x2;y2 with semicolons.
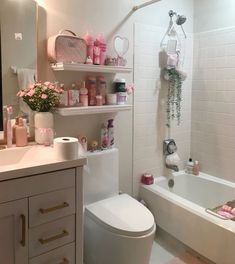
17;82;63;112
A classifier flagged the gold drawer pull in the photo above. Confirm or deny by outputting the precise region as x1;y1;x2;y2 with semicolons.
39;202;69;214
39;230;69;245
20;214;26;247
60;258;69;264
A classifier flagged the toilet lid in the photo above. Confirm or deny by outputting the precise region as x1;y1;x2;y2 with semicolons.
85;194;155;237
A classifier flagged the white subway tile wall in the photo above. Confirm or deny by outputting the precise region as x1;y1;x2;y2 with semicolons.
133;23;193;197
192;27;235;182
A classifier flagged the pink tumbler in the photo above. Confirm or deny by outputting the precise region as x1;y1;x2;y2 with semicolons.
84;32;94;62
94;33;107;65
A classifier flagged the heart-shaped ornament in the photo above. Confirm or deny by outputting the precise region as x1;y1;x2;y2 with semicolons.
113;36;129;57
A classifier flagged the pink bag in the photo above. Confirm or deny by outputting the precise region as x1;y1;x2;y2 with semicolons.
47;30;87;64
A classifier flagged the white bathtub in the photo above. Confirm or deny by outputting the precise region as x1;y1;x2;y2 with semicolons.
140;172;235;264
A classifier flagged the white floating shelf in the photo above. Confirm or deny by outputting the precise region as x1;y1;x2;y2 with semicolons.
55;104;132;116
51;62;132;74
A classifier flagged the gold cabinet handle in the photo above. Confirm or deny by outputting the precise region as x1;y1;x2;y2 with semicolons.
20;214;26;247
60;258;69;264
39;230;69;245
39;202;69;214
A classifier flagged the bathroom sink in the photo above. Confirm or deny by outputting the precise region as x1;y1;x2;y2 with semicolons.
0;144;87;182
0;146;32;166
0;145;56;168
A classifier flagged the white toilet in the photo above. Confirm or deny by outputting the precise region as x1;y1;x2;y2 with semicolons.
84;148;156;264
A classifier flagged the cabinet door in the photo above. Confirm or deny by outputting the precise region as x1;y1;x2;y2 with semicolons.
0;199;28;264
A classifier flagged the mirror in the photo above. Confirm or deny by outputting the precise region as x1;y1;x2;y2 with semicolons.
113;36;129;58
0;0;37;131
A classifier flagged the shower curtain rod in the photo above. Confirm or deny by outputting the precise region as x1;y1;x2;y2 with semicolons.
132;0;161;12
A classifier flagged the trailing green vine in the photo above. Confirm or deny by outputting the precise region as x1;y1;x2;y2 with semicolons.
165;68;182;126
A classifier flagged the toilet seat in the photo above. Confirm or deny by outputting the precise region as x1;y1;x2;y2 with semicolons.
85;194;155;237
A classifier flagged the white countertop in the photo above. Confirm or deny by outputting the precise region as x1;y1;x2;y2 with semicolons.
0;144;87;182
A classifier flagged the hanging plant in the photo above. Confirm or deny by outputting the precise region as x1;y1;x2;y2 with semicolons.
164;67;182;125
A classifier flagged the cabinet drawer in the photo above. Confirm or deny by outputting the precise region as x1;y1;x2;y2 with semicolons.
0;168;75;203
29;187;75;227
29;242;75;264
29;215;75;258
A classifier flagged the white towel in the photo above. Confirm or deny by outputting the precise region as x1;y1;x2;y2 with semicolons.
17;68;36;114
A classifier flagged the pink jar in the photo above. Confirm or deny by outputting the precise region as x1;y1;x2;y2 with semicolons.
141;173;154;185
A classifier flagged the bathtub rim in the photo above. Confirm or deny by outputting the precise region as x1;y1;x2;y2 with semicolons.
140;171;235;234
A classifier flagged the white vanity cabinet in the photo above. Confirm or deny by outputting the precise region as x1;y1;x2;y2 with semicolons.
0;165;84;264
0;199;28;264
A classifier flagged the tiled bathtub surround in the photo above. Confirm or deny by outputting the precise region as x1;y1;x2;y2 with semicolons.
192;27;235;182
133;23;193;196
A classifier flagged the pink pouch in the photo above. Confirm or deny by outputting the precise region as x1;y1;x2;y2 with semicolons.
47;29;87;64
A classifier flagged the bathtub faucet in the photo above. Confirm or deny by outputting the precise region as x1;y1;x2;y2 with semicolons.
165;163;179;172
163;139;180;172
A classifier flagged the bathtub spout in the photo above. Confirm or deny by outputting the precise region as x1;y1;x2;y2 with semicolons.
166;163;179;172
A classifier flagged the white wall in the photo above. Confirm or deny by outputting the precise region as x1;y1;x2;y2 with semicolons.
192;2;235;182
133;24;193;196
194;0;235;33
37;0;193;196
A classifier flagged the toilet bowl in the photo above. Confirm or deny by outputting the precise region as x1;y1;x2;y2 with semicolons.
83;149;156;264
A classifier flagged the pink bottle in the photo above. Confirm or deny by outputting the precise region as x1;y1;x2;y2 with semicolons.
80;81;88;107
93;46;101;65
87;76;97;106
97;76;107;105
84;32;94;62
15;118;28;147
94;33;107;65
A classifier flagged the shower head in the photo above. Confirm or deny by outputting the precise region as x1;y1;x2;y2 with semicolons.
176;15;187;25
168;10;187;38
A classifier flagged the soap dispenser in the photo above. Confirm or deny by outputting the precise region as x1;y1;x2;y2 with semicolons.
15;117;28;147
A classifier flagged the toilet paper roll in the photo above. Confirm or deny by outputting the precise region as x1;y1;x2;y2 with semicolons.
54;137;79;161
166;152;180;166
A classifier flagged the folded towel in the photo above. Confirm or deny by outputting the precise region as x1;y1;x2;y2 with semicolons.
17;68;35;114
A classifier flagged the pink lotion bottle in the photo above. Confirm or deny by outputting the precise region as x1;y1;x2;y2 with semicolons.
15;117;28;147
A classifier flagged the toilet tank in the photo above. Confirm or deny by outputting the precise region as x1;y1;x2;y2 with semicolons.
83;148;119;205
